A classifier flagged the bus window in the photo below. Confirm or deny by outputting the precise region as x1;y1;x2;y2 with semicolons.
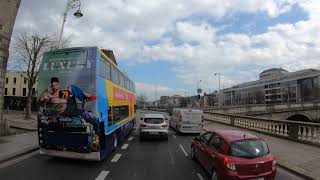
100;60;111;80
129;81;132;91
119;73;125;87
108;106;113;126
112;106;129;123
111;66;119;84
124;78;128;89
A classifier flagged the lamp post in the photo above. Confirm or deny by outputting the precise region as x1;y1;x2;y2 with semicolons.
214;73;222;106
58;0;83;48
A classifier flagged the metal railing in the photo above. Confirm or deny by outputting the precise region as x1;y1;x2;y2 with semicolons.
204;112;320;147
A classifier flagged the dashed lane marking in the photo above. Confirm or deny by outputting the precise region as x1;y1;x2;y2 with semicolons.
95;171;110;180
111;153;122;162
121;143;129;150
197;173;204;180
179;144;189;157
172;135;177;138
128;137;134;141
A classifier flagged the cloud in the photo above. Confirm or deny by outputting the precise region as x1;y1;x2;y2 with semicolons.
135;82;186;101
8;0;319;93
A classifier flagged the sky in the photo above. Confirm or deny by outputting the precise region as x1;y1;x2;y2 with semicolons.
8;0;320;101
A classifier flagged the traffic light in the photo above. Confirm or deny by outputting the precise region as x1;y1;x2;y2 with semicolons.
198;95;201;99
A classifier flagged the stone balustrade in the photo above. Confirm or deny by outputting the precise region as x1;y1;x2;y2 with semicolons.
205;102;320;115
204;112;320;146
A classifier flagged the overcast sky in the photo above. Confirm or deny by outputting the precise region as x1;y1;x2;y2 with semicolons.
8;0;320;100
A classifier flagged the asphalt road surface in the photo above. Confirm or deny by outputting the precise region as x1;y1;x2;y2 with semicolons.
0;110;305;180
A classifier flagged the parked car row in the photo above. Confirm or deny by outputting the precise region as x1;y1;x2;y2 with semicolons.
139;109;277;180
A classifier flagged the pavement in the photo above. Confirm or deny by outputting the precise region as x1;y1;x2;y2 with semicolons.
203;120;319;180
3;112;37;131
0;110;305;180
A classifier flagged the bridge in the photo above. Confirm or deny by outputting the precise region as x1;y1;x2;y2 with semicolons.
204;102;320;122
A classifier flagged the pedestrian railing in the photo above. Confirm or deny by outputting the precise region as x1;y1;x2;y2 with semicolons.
204;112;320;146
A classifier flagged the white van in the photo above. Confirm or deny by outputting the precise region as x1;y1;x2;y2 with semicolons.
170;108;203;134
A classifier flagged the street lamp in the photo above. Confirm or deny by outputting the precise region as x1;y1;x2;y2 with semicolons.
58;0;83;48
214;73;222;106
213;73;221;93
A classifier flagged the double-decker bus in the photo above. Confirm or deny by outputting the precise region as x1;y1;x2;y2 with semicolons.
37;47;136;161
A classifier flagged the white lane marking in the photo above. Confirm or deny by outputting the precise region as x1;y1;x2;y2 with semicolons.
0;150;38;169
128;137;134;141
196;173;204;180
111;153;122;162
95;171;110;180
179;144;189;157
121;143;129;150
172;135;177;138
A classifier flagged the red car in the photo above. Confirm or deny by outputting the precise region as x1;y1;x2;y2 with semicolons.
191;130;277;180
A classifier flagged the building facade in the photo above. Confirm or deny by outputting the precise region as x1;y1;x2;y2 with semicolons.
4;71;37;111
222;68;320;106
0;0;21;128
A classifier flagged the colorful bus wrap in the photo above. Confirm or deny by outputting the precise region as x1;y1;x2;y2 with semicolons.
37;47;136;161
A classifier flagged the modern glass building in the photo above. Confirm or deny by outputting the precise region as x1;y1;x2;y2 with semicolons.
222;68;320;105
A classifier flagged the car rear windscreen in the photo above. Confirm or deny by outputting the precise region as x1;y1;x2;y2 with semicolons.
229;140;269;158
144;118;164;124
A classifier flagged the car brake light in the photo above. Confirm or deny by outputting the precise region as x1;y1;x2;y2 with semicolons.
140;124;147;127
161;124;168;128
224;157;236;171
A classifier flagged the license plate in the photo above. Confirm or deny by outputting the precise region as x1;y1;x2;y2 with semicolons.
149;132;158;135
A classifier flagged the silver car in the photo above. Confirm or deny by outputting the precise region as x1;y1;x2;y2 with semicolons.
139;114;168;140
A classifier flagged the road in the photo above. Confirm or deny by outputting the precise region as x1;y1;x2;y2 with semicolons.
0;110;305;180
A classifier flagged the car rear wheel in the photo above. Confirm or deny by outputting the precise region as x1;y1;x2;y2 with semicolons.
176;126;181;135
139;134;144;141
190;146;196;160
210;169;218;180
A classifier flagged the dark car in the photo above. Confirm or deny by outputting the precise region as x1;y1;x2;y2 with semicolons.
191;130;277;180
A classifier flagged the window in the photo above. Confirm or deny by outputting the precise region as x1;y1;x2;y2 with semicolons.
209;135;223;149
24;78;27;84
108;107;113;126
12;88;16;96
124;78;128;89
228;140;269;158
119;73;125;87
5;78;8;84
111;66;119;84
5;88;7;95
112;106;129;123
13;77;16;84
199;132;213;144
144;118;164;124
22;88;26;96
100;60;111;79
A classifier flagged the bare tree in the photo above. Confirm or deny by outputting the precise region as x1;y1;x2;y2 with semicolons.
14;32;69;118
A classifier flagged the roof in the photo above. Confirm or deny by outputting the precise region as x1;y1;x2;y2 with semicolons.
260;68;288;74
144;113;165;119
214;130;261;143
